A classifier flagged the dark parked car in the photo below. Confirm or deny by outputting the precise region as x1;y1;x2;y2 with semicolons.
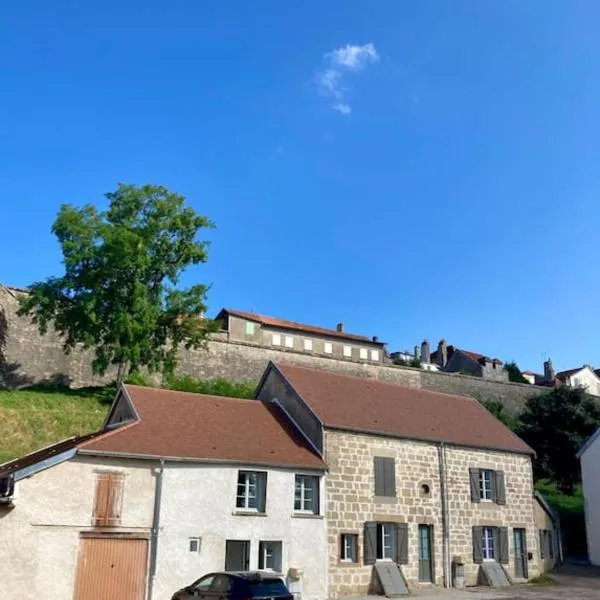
171;571;294;600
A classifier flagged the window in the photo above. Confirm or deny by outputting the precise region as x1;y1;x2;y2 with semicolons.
236;471;266;512
482;527;495;560
374;457;396;497
304;339;313;351
259;541;282;572
343;345;352;358
340;534;358;562
190;575;216;592
92;472;124;526
539;529;554;559
294;475;319;514
189;537;202;553
271;334;281;346
377;523;397;560
245;322;255;335
359;348;368;360
371;350;380;361
284;335;294;348
479;469;493;501
324;342;333;354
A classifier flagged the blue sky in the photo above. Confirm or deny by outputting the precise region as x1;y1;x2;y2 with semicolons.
1;1;599;373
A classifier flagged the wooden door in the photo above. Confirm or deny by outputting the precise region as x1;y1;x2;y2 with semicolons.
513;528;528;579
418;525;434;582
73;535;148;600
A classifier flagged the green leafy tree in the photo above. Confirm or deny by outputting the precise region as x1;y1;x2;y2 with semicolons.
504;360;529;384
18;183;218;384
481;399;518;431
519;386;600;494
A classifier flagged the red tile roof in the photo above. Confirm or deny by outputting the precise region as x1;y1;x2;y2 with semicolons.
80;385;325;469
275;363;533;455
217;308;383;344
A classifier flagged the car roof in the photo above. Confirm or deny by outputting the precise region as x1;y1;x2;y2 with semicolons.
221;571;282;582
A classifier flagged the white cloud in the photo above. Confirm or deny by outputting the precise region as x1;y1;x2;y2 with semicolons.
333;103;352;115
316;43;379;115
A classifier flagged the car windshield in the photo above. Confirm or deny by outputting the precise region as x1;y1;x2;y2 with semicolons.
248;580;289;597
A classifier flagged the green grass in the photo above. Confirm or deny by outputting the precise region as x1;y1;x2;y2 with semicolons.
528;573;554;586
0;385;113;464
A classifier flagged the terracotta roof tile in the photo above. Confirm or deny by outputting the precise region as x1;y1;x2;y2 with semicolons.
218;308;383;345
275;363;533;455
80;385;324;469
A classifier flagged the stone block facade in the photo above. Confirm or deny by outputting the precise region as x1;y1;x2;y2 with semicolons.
324;430;540;597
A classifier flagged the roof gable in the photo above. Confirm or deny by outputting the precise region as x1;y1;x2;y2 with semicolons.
577;426;600;458
273;363;533;455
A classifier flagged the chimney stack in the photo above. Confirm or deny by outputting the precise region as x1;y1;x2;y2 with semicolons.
437;339;448;367
336;322;344;332
544;358;555;382
414;346;419;360
372;336;379;343
421;340;431;363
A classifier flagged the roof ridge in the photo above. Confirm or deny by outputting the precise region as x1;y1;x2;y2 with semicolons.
77;420;141;450
124;384;259;404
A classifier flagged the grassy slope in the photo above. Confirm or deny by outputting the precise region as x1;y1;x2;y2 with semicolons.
0;386;113;463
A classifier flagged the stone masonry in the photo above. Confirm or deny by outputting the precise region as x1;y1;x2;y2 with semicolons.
324;430;540;597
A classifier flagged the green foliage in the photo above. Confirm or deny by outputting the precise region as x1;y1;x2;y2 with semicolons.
18;183;218;382
504;361;530;384
393;356;421;368
165;375;256;399
519;386;600;494
528;573;553;586
125;371;154;387
481;399;518;430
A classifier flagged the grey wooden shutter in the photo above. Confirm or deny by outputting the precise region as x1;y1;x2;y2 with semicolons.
311;476;320;515
469;468;481;503
548;531;554;559
539;530;545;558
384;458;396;496
472;527;483;563
522;530;529;578
494;471;506;505
396;523;409;564
257;472;267;513
374;458;386;496
364;522;378;565
498;527;509;564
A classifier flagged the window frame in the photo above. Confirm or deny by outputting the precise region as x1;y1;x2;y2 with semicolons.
294;474;319;514
284;335;294;348
324;342;333;354
304;339;313;352
271;333;281;346
343;345;352;358
359;348;368;360
236;471;266;512
189;537;202;553
482;527;495;561
245;322;255;335
258;540;283;572
340;533;358;563
370;349;380;361
377;523;396;561
479;469;493;502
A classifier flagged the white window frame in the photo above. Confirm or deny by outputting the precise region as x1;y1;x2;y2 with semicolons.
304;339;313;352
236;471;258;511
189;537;202;553
284;335;294;348
371;349;380;361
359;348;368;360
482;527;495;561
271;333;281;346
245;322;255;335
294;475;319;514
378;523;395;561
479;469;493;501
259;540;282;572
324;342;333;354
343;345;352;358
341;534;358;562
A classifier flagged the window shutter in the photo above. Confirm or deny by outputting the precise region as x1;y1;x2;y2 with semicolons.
93;473;111;526
364;522;377;565
539;530;545;559
522;530;529;578
106;473;124;526
498;528;509;564
257;473;267;513
472;527;484;564
396;523;409;565
494;471;506;505
374;458;385;496
384;458;396;497
469;468;481;503
311;476;320;515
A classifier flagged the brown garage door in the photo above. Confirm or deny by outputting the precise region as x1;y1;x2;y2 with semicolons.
73;535;148;600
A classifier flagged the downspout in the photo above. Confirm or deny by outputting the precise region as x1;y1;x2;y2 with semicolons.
147;459;165;600
438;443;451;588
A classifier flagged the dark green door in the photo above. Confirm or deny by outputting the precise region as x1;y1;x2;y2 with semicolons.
418;525;434;582
513;529;527;579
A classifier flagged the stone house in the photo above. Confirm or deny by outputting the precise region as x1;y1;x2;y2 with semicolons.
429;340;508;382
578;426;600;566
256;362;540;596
0;385;327;600
216;308;385;365
533;492;562;572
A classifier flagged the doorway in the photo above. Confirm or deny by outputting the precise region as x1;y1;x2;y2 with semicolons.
418;525;434;583
513;529;528;579
225;540;250;571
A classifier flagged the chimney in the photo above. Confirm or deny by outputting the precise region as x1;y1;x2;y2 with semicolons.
336;322;344;332
414;346;419;360
544;358;555;382
372;336;379;343
437;339;448;367
421;340;431;363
